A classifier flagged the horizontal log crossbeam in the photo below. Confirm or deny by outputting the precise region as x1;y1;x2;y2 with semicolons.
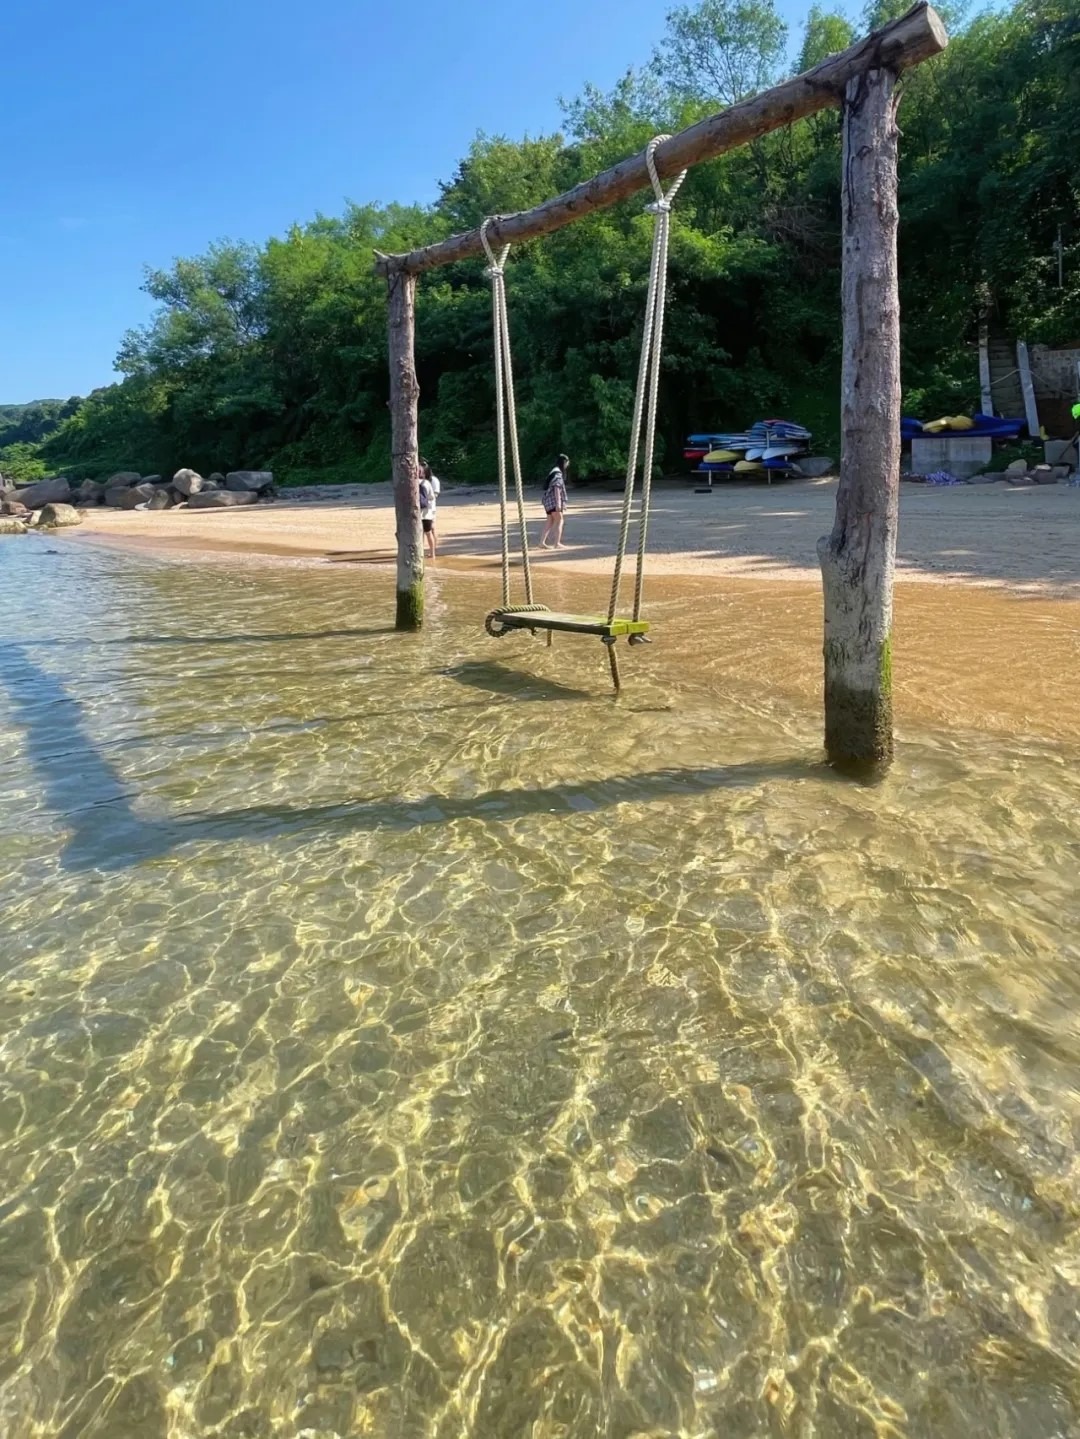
374;2;946;278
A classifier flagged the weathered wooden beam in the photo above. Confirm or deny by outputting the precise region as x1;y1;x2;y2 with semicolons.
978;323;993;415
375;3;946;277
1016;340;1040;438
818;67;902;774
387;269;423;630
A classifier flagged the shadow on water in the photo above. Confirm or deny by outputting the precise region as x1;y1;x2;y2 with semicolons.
1;643;828;874
443;659;596;702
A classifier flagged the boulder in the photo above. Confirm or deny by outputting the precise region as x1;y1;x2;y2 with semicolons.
187;489;259;509
172;468;204;497
0;474;15;494
106;471;142;488
1005;459;1029;475
38;503;82;529
0;517;28;535
209;472;225;482
105;483;156;508
15;476;72;509
1032;465;1058;485
1007;474;1035;487
225;469;275;493
0;498;28;517
966;472;1000;484
146;488;173;510
74;479;107;505
798;457;835;479
141;473;167;486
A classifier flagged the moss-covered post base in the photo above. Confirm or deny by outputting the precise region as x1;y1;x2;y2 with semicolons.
819;65;902;775
819;588;895;775
387;266;423;632
396;581;424;631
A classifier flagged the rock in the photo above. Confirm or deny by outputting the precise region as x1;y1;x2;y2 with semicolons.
186;489;259;509
1007;474;1035;487
172;468;204;497
1005;459;1029;475
0;474;15;494
0;498;28;517
37;503;82;529
798;457;835;479
74;479;108;505
966;472;1001;484
106;471;142;488
141;474;166;486
209;472;225;483
0;517;28;535
146;488;173;510
1052;464;1072;480
225;469;275;493
105;483;156;508
15;476;72;509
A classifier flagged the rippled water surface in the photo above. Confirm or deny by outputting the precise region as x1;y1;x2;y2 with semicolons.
2;538;1080;1438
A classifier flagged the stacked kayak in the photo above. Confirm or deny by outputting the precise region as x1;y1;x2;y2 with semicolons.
686;419;812;479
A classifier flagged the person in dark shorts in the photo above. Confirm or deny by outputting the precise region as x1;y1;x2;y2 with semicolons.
540;453;569;549
418;460;441;559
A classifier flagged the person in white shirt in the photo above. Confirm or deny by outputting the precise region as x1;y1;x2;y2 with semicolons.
418;460;441;559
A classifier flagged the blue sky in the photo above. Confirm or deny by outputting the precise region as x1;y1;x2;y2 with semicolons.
3;0;819;403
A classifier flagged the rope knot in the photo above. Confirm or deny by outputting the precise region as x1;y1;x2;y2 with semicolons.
480;218;509;277
645;135;687;211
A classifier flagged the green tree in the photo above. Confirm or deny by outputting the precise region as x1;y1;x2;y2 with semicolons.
651;0;788;106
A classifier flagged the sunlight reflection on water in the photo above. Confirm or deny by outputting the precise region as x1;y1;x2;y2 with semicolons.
0;539;1078;1437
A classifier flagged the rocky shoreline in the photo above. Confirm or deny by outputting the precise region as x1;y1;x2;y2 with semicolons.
0;467;277;534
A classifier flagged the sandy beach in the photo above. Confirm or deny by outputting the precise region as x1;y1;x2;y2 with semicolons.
72;476;1080;596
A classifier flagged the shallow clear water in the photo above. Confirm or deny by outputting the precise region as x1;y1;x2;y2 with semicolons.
2;538;1079;1438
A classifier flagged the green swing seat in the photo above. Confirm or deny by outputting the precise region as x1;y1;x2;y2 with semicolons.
485;605;650;640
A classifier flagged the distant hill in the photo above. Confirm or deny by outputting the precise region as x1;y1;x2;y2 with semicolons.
0;397;82;449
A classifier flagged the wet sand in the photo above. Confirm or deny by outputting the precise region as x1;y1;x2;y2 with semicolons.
73;477;1080;596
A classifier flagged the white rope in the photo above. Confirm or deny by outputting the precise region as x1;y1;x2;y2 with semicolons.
481;219;534;608
607;136;686;625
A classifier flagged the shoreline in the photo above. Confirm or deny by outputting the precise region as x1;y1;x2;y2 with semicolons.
48;481;1080;745
67;477;1080;598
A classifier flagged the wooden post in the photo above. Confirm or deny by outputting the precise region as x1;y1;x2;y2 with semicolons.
387;268;423;630
817;67;902;773
978;323;993;416
1016;340;1040;439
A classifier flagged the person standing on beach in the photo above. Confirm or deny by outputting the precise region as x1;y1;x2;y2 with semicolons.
419;460;441;559
540;454;569;549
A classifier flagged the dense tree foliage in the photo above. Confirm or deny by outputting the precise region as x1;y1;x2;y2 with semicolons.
0;399;82;478
23;0;1080;486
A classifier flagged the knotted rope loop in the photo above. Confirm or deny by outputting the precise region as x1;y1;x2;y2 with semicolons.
644;135;687;211
480;219;509;278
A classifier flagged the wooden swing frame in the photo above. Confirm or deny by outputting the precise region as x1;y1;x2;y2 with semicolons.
375;3;950;770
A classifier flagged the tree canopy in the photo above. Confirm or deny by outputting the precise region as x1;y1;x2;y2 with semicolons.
14;0;1078;487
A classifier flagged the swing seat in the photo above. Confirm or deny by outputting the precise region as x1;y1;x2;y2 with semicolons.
486;606;650;640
